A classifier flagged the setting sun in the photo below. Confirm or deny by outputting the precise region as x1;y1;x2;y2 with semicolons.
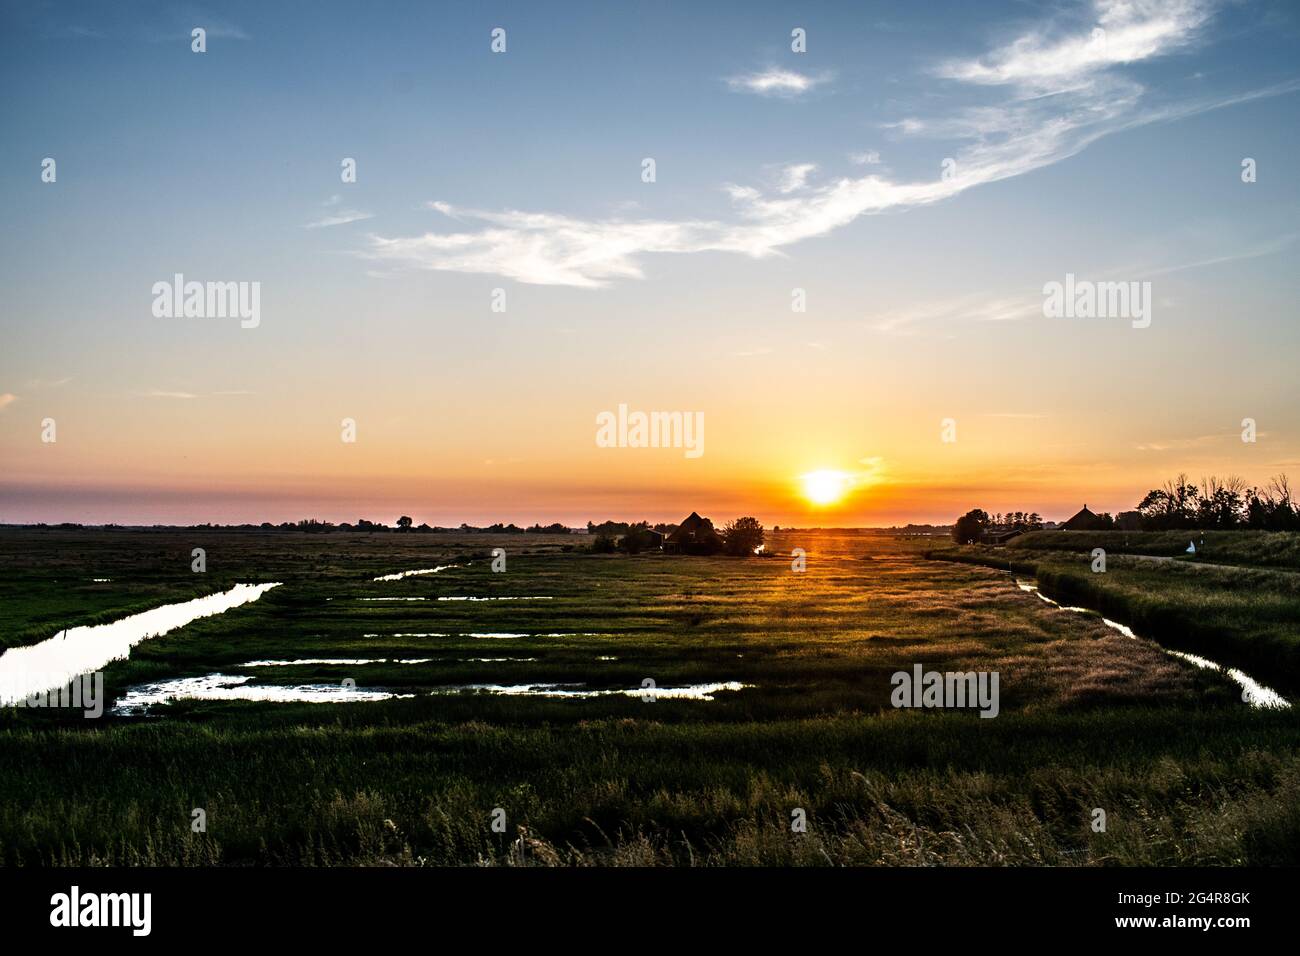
801;470;851;506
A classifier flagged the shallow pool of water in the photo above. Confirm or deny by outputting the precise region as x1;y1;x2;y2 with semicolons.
427;680;750;700
372;564;461;582
112;674;412;714
243;658;434;667
0;583;281;706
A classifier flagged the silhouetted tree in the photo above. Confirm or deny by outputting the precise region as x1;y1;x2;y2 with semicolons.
722;517;766;556
952;509;990;544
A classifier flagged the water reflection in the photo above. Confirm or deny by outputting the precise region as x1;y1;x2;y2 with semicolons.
427;680;750;700
372;565;461;582
0;583;280;706
113;674;411;714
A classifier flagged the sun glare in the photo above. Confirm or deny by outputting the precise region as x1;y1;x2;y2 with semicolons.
801;470;850;506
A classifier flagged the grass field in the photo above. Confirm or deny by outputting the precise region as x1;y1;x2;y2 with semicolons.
1009;529;1300;571
1;527;1297;866
935;534;1300;696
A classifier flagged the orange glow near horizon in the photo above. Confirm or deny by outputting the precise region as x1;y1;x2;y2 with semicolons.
1;375;1295;528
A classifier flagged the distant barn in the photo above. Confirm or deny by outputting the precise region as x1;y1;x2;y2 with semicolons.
664;512;724;555
1061;505;1108;531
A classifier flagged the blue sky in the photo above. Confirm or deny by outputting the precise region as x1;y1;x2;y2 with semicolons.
2;1;1299;525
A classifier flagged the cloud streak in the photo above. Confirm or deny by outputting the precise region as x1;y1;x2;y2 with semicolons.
726;68;825;96
938;0;1212;86
305;210;373;229
365;1;1293;289
305;195;372;229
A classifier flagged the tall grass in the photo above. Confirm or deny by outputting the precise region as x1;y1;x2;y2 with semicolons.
2;529;1298;866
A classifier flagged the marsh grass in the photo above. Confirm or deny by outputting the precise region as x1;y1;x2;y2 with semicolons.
936;542;1300;694
1010;529;1300;571
1;528;1296;865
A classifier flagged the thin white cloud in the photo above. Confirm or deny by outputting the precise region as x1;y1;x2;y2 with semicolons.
938;0;1212;87
146;8;249;43
727;68;825;97
778;163;817;193
870;292;1041;333
1137;233;1297;278
305;194;372;229
0;393;16;411
850;150;882;165
1135;432;1235;452
365;0;1296;289
305;205;373;229
870;229;1296;334
139;389;253;399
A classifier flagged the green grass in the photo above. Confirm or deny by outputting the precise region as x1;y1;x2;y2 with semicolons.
936;541;1300;695
3;708;1300;865
1;528;1297;866
1010;529;1300;571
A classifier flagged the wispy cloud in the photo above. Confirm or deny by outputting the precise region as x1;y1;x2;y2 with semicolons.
778;163;817;194
869;229;1296;334
147;7;249;42
1135;432;1238;452
365;0;1296;289
305;195;372;229
139;389;253;399
869;292;1041;333
0;393;17;412
306;210;373;229
937;0;1213;87
726;68;826;97
1138;233;1298;278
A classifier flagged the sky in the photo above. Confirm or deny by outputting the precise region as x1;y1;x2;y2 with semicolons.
1;0;1299;527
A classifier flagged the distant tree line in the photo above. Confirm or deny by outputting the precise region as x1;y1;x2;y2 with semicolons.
589;516;766;556
952;472;1299;542
1135;473;1298;530
190;519;585;533
587;519;679;537
989;511;1045;531
951;510;1043;544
